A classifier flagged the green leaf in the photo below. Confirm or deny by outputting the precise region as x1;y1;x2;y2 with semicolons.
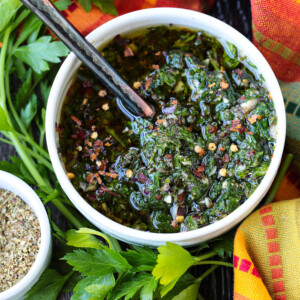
161;273;196;300
15;68;32;110
93;0;117;15
152;243;197;285
26;269;71;300
77;227;112;246
0;106;14;132
107;271;134;300
63;248;131;276
14;14;42;47
84;274;115;299
13;36;70;74
40;80;51;106
63;272;82;293
54;0;72;10
78;0;92;12
210;231;234;258
113;273;154;300
20;93;37;128
140;275;158;300
172;282;200;300
121;246;157;271
0;0;21;32
0;159;34;185
72;275;115;300
66;229;104;249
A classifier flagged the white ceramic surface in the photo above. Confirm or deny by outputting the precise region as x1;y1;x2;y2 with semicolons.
0;171;51;300
46;8;286;247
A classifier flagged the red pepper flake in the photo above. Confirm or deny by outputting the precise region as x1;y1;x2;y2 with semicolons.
156;194;162;200
171;220;178;229
208;125;217;134
71;115;82;126
124;45;134;57
106;172;118;179
105;142;111;147
171;99;178;105
164;154;173;159
55;123;64;133
154;51;161;56
235;68;243;77
82;98;88;105
152;64;159;70
248;114;260;124
90;153;97;161
192;169;203;178
240;96;245;101
246;131;254;135
220;79;229;89
197;165;205;172
145;77;153;91
185;53;191;57
178;191;185;202
219;146;225;151
94;173;102;184
208;82;216;88
148;124;154;130
157;119;165;124
0;42;3;48
86;173;94;183
93;140;103;150
222;153;230;163
86;139;92;147
230;119;242;132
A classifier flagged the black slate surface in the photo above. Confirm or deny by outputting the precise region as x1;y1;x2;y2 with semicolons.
0;0;252;298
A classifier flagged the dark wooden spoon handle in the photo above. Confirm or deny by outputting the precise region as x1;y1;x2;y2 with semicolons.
19;0;154;118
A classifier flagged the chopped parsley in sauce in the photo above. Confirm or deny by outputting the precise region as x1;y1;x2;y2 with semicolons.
59;26;277;233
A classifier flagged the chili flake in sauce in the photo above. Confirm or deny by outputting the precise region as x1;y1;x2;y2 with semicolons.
59;26;277;233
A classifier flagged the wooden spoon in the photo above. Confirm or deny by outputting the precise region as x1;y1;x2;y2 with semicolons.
19;0;155;119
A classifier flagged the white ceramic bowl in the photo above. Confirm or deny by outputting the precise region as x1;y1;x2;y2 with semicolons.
46;8;286;247
0;171;51;300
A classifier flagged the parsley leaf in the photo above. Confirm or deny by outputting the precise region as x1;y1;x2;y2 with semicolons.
93;0;117;15
72;274;115;300
63;248;132;276
0;0;21;31
20;93;37;128
140;275;159;300
66;229;104;249
0;106;14;132
121;246;157;271
54;0;73;11
26;269;73;300
153;242;197;286
13;36;70;74
113;273;155;300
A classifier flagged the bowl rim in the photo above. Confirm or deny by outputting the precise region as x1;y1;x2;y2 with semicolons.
46;7;286;245
0;171;51;299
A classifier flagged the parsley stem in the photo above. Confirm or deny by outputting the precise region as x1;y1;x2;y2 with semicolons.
195;265;218;283
195;251;216;262
263;153;293;205
194;260;233;268
0;27;11;111
0;136;13;145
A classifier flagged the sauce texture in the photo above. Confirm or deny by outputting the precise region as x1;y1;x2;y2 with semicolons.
59;26;277;233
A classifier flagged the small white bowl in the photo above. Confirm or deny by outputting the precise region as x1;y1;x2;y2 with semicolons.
0;171;51;300
46;8;286;247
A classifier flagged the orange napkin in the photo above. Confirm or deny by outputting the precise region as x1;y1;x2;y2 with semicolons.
233;200;300;300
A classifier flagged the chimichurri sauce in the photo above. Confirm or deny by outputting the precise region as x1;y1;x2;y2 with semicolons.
59;26;277;233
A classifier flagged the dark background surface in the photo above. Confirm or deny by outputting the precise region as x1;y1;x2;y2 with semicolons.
0;0;252;299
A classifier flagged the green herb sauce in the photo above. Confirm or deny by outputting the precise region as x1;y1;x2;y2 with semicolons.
59;26;277;233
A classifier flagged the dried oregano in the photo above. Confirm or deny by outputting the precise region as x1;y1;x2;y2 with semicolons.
0;189;41;292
